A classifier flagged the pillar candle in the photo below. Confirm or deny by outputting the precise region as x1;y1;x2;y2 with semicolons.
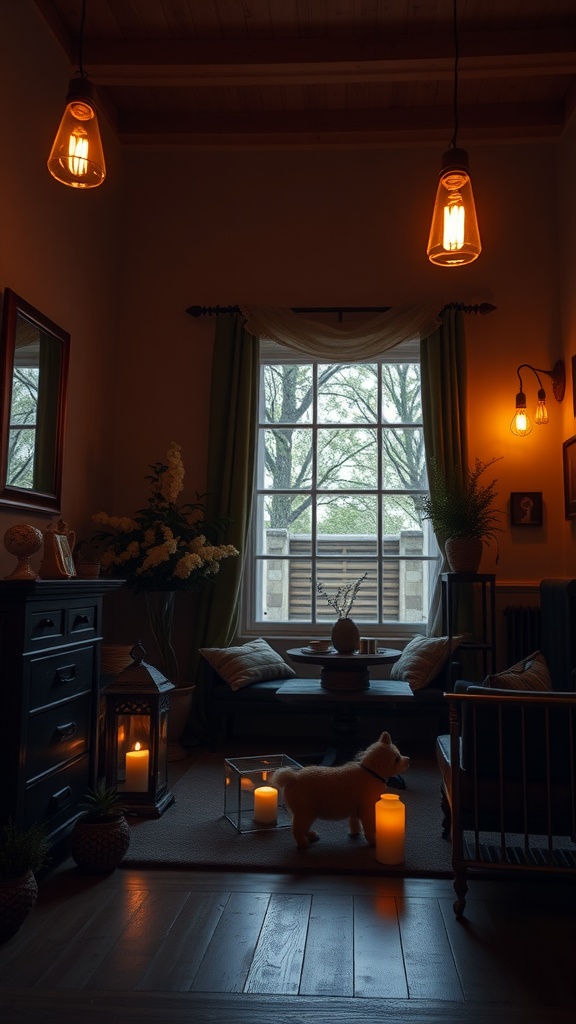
126;743;149;791
375;793;405;864
253;786;278;824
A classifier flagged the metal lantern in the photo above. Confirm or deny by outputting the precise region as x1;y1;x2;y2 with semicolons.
102;641;175;816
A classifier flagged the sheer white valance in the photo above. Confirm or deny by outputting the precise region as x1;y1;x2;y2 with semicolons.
240;303;442;360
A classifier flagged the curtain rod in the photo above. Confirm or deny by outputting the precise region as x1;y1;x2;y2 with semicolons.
186;302;496;321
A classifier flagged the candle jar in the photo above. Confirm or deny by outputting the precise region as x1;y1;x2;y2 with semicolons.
224;753;301;832
375;792;406;864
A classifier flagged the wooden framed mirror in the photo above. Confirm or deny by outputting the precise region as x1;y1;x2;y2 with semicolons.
0;288;69;513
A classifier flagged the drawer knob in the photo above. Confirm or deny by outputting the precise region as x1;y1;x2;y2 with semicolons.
54;721;77;742
40;617;55;628
56;664;76;684
74;614;90;625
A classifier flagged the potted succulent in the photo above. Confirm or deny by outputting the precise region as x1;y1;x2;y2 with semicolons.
0;820;49;942
421;457;503;572
71;780;131;873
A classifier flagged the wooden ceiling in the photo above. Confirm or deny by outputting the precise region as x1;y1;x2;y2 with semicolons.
31;0;576;148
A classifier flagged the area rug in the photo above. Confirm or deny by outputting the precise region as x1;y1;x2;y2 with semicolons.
121;752;452;877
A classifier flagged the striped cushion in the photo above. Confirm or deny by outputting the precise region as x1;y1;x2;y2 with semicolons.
200;638;296;691
484;650;552;691
390;634;465;691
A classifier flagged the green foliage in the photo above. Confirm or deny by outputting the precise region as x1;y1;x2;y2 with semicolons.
0;821;49;879
78;780;127;823
421;457;503;545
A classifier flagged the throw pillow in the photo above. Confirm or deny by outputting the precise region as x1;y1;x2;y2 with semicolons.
483;650;552;691
200;638;296;691
390;634;465;691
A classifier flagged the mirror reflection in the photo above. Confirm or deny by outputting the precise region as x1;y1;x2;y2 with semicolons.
0;289;69;513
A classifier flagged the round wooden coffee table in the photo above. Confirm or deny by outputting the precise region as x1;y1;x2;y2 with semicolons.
286;646;401;692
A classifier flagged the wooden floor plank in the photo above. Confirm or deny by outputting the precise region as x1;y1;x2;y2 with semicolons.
5;988;574;1024
353;894;408;998
137;890;230;991
189;891;271;993
397;896;464;1001
244;892;311;994
439;896;526;1005
299;892;354;996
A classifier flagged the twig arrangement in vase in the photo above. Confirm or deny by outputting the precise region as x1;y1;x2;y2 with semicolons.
314;572;369;653
92;442;238;684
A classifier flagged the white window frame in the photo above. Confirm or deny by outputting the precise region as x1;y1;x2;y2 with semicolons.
241;338;438;638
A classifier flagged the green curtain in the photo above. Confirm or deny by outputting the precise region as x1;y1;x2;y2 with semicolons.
420;307;468;635
183;314;259;743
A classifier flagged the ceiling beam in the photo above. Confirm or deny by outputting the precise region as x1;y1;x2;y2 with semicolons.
116;101;563;146
78;32;576;89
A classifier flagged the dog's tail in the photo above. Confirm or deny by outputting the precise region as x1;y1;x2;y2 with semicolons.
270;767;298;791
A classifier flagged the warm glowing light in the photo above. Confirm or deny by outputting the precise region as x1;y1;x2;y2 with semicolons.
443;197;465;250
534;389;549;425
427;154;481;266
511;392;533;437
48;79;106;189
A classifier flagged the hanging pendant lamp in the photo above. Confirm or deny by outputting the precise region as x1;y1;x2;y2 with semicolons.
47;0;106;189
427;0;481;266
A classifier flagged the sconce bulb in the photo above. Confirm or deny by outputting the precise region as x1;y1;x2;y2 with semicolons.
511;409;533;436
511;391;533;436
47;78;106;189
427;150;481;267
534;387;548;425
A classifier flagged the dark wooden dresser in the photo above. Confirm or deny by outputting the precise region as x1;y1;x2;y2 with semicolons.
0;579;123;844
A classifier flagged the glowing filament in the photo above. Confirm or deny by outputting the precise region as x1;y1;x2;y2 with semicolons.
443;200;465;251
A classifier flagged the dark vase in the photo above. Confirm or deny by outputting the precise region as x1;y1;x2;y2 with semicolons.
331;617;360;654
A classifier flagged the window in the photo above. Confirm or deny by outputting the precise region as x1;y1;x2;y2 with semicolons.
244;340;438;634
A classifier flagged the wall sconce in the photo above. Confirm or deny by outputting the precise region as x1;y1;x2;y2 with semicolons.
47;0;106;189
426;0;481;266
510;360;565;436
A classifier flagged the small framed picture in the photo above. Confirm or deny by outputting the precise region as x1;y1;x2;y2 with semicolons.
510;492;543;526
563;434;576;519
55;532;77;576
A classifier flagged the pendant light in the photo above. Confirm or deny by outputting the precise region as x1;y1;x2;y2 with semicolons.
427;0;481;266
47;0;106;189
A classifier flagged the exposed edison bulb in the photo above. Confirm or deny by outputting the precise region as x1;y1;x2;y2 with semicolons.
510;392;533;436
47;78;106;189
534;387;549;425
427;149;481;267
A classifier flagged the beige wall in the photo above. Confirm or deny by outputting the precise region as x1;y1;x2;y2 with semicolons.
1;2;575;669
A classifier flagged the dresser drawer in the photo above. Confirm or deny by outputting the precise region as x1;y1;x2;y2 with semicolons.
28;645;95;710
68;603;98;640
26;695;91;782
29;606;66;646
22;754;90;836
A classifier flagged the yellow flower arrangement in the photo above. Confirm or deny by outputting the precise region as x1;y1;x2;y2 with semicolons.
93;443;238;683
93;442;238;593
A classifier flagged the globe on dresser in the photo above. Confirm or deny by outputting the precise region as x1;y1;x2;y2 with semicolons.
3;524;43;580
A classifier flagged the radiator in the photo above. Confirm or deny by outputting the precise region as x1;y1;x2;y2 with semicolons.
503;605;541;664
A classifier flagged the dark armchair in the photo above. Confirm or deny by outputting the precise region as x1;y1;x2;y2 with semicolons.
436;686;576;918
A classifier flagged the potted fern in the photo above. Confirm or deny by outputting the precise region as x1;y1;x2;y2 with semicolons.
71;780;131;873
421;457;503;572
0;821;49;941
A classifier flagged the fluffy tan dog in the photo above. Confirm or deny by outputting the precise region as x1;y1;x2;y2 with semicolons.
271;731;409;848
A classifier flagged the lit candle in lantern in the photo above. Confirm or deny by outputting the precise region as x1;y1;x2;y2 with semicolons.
375;793;405;864
126;742;149;792
253;786;278;824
